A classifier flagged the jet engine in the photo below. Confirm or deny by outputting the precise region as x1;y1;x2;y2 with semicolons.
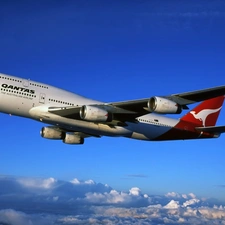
148;97;182;114
63;133;84;145
40;127;65;139
80;105;113;122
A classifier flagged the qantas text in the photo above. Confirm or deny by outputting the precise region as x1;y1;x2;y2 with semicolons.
1;84;35;94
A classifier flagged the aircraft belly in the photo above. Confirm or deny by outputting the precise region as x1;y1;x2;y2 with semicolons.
51;119;131;137
97;123;132;136
127;122;173;140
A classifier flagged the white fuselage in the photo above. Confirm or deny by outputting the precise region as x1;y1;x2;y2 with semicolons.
0;73;180;141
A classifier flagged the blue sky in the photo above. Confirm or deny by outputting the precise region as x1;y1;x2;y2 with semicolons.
0;1;225;223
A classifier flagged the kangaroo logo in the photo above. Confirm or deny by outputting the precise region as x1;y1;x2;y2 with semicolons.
190;107;222;127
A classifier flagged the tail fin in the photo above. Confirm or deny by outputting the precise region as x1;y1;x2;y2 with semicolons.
181;96;224;127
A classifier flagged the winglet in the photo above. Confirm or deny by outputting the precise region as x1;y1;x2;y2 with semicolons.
181;96;224;127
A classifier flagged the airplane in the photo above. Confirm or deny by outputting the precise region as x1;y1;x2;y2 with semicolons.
1;72;225;145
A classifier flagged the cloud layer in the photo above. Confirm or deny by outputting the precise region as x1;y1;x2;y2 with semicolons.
0;176;225;225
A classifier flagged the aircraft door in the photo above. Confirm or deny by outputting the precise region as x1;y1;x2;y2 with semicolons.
39;93;46;104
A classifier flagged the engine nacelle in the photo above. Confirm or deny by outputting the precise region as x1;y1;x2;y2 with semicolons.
41;127;65;139
80;105;112;122
63;133;84;145
148;97;182;114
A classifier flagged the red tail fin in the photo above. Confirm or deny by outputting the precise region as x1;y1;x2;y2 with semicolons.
181;96;224;127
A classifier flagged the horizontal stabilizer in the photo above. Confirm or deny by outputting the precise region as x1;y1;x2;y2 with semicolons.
196;125;225;134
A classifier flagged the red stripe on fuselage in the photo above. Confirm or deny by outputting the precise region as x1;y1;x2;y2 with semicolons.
153;120;215;141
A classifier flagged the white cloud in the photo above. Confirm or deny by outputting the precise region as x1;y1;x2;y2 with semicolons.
85;192;106;203
129;187;141;196
70;178;80;184
165;192;181;198
148;204;162;209
83;186;151;205
70;178;96;185
0;176;225;225
213;205;225;210
166;192;198;202
58;216;81;224
183;198;200;207
183;207;199;217
2;206;225;225
164;200;180;209
189;193;196;199
17;177;56;189
85;189;130;204
0;209;57;225
182;194;188;199
198;207;225;219
178;217;186;223
84;179;95;185
0;209;30;225
144;194;149;198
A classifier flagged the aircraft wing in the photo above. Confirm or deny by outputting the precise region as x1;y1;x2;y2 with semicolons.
109;85;225;112
48;105;137;122
49;85;225;122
